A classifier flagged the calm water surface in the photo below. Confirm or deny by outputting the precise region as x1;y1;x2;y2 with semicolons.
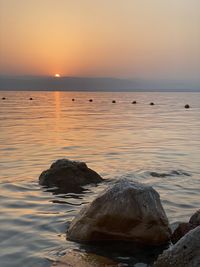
0;91;200;266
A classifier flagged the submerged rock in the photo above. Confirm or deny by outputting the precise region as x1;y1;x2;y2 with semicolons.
39;159;103;193
67;179;171;246
52;250;121;267
149;170;191;178
153;226;200;267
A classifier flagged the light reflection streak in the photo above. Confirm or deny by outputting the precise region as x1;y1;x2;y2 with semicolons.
54;91;61;143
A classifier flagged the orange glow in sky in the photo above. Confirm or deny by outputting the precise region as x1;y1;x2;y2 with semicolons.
0;0;200;81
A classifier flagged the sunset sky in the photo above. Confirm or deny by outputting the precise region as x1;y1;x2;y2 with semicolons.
0;0;200;81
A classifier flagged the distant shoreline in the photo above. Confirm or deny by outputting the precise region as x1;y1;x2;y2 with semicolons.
0;76;199;92
0;89;200;92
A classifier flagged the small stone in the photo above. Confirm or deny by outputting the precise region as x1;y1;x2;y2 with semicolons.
170;210;200;244
189;209;200;226
171;222;195;244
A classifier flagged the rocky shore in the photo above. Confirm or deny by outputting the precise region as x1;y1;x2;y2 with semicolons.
39;159;200;267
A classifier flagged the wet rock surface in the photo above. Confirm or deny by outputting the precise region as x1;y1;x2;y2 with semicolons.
39;159;104;194
67;179;171;246
153;226;200;267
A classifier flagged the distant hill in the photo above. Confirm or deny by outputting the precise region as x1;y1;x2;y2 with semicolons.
0;76;199;91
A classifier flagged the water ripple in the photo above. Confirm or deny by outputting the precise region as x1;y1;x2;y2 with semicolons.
0;91;200;266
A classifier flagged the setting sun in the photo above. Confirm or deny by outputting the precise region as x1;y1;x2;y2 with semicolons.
54;74;61;78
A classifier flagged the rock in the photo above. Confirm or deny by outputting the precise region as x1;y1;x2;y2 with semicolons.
150;102;155;105
112;100;116;103
153;226;200;267
189;209;200;226
171;210;200;244
52;250;121;267
39;159;103;193
67;179;171;246
132;101;137;104
171;222;195;244
150;172;169;178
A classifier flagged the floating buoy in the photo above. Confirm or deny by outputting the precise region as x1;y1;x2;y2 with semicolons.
89;99;93;102
132;101;137;104
72;98;75;101
112;100;116;103
185;104;190;109
29;97;33;100
150;102;155;105
2;97;6;100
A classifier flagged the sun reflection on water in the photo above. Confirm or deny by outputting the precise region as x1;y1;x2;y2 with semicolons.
54;91;61;119
54;91;61;144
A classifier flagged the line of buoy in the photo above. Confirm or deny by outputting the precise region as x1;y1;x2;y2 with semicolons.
0;97;192;109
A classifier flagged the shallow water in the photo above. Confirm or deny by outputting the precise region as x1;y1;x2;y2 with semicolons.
0;91;200;266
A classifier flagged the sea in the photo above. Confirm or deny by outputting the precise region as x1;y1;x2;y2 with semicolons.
0;91;200;267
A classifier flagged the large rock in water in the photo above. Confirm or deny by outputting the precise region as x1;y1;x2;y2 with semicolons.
153;226;200;267
39;159;103;193
67;179;171;246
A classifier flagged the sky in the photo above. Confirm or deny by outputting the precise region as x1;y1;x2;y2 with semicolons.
0;0;200;82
